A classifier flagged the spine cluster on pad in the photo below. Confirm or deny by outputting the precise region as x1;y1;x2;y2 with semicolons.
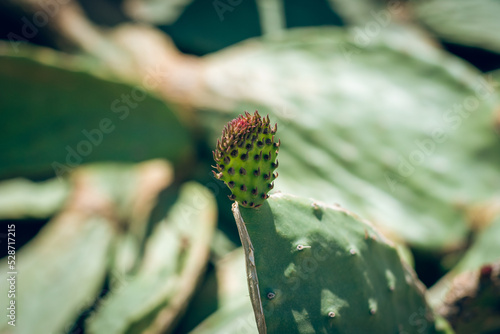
213;111;280;208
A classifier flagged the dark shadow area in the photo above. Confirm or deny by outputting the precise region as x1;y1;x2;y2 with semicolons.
0;218;48;259
79;0;129;27
0;3;59;50
412;248;447;288
443;42;500;72
161;0;261;56
285;0;344;29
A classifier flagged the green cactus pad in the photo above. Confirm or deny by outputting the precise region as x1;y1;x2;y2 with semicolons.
233;193;437;333
213;111;279;208
0;43;192;179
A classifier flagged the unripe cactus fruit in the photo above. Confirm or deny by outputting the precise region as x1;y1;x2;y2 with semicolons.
213;111;280;208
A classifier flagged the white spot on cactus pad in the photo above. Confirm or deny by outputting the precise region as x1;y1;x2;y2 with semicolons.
296;244;311;251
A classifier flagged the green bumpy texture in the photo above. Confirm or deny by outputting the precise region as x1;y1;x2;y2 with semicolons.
213;111;279;208
235;193;437;334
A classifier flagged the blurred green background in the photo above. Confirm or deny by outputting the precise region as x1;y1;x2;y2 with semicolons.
0;0;500;333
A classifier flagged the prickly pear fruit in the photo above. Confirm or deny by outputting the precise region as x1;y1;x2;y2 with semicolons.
233;193;438;333
213;111;279;208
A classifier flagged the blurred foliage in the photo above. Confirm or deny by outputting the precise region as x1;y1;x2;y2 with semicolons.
0;0;500;333
0;177;69;219
0;44;193;180
86;182;216;334
413;0;500;55
196;27;500;250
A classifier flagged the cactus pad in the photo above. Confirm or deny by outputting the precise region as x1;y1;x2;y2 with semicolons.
213;111;279;208
233;193;437;333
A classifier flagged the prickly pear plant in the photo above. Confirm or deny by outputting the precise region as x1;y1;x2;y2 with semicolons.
213;111;279;208
202;27;500;252
233;194;439;333
212;112;438;333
